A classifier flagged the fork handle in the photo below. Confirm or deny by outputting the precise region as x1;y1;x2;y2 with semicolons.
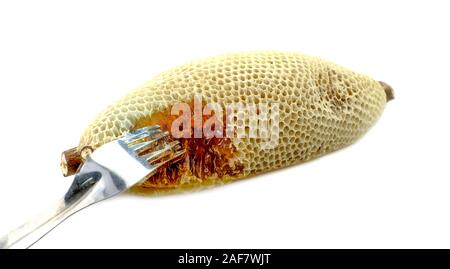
0;159;108;249
0;194;93;249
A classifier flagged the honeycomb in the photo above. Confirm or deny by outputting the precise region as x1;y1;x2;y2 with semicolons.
72;51;390;193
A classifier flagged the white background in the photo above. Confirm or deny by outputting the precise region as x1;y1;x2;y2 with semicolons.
0;0;449;249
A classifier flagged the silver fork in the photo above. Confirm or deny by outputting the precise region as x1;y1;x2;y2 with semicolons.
0;125;184;249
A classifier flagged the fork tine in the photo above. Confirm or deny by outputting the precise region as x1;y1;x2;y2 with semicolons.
132;125;160;135
121;126;161;144
129;131;169;153
131;140;157;154
143;147;171;163
123;130;162;146
152;149;186;169
170;149;186;162
142;141;179;163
